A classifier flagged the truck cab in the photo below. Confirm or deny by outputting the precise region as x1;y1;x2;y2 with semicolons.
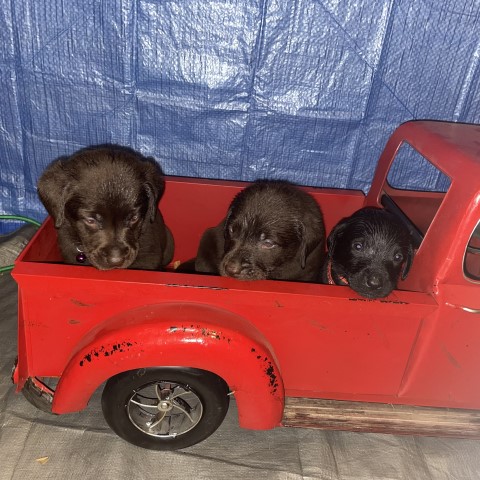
368;121;480;409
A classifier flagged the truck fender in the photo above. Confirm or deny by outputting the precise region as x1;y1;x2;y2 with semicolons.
52;302;284;430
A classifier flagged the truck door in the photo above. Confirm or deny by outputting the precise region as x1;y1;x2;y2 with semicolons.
397;221;480;409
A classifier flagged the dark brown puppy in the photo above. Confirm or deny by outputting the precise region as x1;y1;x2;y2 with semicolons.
320;207;414;298
37;145;174;270
195;180;325;281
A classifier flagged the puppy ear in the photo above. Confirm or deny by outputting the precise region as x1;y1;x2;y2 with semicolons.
144;181;161;222
401;243;415;280
37;157;73;228
195;222;225;274
142;158;165;223
326;220;347;258
223;206;235;240
297;219;325;269
296;222;308;269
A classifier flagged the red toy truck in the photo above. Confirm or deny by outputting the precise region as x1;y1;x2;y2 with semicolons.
11;120;480;450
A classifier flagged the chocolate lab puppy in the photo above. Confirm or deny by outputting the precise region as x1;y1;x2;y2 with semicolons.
194;180;325;281
37;145;174;270
320;207;414;298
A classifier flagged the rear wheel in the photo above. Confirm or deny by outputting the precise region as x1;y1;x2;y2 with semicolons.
101;367;230;450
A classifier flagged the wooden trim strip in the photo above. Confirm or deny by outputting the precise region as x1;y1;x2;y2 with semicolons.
282;397;480;438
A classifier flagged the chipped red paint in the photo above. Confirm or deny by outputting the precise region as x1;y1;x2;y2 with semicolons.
79;341;136;367
48;304;284;429
70;299;92;307
165;283;227;290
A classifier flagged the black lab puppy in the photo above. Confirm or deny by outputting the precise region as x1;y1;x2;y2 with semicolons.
37;145;174;270
320;207;414;298
194;180;325;281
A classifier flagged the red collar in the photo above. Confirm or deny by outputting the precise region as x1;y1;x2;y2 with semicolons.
327;259;348;285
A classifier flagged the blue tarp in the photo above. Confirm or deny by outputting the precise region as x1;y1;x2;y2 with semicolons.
0;0;479;230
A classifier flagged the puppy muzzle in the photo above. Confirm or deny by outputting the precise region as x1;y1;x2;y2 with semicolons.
220;256;267;281
349;269;394;299
89;245;136;270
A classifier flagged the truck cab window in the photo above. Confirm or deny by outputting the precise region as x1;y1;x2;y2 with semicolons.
383;143;451;243
387;143;451;193
464;222;480;281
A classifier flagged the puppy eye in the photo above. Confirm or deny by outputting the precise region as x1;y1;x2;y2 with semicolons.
228;225;234;235
260;239;276;249
128;214;139;225
394;253;403;262
84;217;97;226
353;242;363;251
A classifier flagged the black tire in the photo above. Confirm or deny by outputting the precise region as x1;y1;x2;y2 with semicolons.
101;367;230;450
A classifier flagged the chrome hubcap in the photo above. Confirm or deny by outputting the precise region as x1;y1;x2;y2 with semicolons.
127;381;203;438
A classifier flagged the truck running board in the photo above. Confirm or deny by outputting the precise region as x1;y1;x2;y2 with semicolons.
282;397;480;438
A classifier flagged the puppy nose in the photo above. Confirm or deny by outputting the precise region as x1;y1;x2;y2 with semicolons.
366;275;381;289
224;260;245;277
105;247;126;267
